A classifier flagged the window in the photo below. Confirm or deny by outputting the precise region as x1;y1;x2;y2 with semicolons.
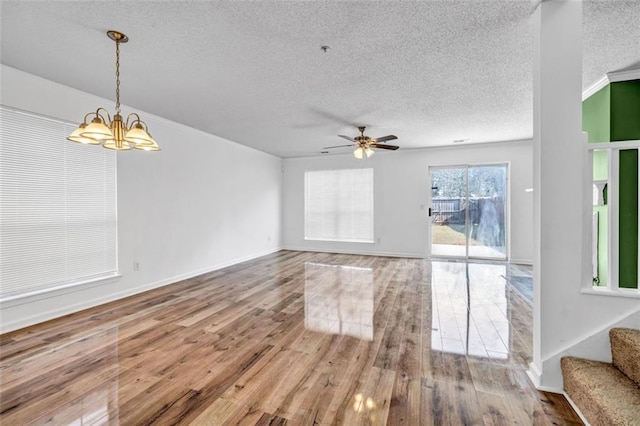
304;168;374;243
0;106;118;300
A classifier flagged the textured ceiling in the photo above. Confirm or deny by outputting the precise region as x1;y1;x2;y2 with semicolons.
1;1;639;158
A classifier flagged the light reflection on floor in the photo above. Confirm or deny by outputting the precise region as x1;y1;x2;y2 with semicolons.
303;260;522;358
431;261;510;359
1;326;120;425
304;262;374;341
432;243;506;259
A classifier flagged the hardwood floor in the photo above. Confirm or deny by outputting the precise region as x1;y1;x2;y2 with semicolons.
0;251;582;425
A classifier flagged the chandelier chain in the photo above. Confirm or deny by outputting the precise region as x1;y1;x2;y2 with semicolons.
115;39;121;115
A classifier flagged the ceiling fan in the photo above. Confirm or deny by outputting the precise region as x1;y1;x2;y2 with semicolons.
324;126;399;159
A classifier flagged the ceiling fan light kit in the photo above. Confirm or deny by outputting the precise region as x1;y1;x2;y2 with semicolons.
67;31;160;151
354;144;375;159
325;126;399;160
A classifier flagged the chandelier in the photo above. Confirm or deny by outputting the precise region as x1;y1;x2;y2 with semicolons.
67;31;159;151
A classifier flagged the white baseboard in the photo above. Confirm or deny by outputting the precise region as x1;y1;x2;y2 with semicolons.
528;362;564;393
0;247;281;334
283;246;534;264
527;362;542;388
282;246;424;259
563;392;591;425
533;383;563;394
509;258;533;265
528;363;590;423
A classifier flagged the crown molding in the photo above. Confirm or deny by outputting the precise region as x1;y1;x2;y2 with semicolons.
582;75;609;101
607;69;640;83
583;69;640;101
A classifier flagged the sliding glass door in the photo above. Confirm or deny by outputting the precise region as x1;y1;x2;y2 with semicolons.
430;167;468;257
430;164;507;260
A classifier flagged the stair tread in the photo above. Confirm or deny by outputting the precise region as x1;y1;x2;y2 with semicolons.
610;327;640;386
561;356;640;426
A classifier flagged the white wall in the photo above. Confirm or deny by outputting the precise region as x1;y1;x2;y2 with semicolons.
530;1;640;392
540;310;640;394
282;140;534;263
0;65;282;332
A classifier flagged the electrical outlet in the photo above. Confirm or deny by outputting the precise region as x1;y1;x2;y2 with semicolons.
133;261;140;271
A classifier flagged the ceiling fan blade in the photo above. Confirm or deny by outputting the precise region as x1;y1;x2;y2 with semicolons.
370;143;399;150
373;135;398;143
323;144;354;149
338;135;355;142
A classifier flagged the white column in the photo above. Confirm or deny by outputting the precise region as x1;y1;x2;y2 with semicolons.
530;0;584;388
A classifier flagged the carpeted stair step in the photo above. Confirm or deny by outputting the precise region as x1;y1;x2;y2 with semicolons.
610;327;640;387
561;356;640;426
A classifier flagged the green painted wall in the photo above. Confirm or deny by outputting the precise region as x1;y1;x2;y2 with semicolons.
618;150;638;288
611;81;640;142
612;80;640;288
583;79;640;289
593;150;609;180
583;85;610;143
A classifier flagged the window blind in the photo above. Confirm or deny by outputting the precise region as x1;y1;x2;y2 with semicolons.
304;168;374;243
0;106;118;300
